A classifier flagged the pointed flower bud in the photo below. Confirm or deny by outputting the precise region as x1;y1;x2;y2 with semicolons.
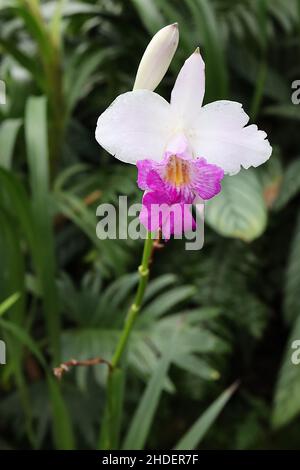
133;23;179;91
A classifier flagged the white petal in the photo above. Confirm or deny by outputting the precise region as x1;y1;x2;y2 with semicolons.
170;49;205;126
133;23;179;91
190;100;272;175
95;90;174;164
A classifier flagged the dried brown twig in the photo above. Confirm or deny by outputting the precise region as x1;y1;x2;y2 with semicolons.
53;357;112;380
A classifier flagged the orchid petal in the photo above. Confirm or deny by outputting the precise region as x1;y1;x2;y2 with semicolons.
190;158;224;200
170;49;205;126
139;191;170;233
139;189;196;240
165;133;192;159
136;159;164;191
167;204;195;238
95;90;174;164
190;100;272;175
133;23;179;91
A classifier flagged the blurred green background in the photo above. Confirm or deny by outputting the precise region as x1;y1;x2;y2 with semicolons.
0;0;300;450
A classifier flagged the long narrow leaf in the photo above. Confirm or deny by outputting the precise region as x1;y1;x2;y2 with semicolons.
122;326;180;450
25;96;61;364
24;96;74;450
99;368;125;450
0;316;74;449
0;119;22;169
0;292;20;317
174;382;238;450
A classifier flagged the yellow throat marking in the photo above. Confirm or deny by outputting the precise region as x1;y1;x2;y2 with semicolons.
165;155;190;187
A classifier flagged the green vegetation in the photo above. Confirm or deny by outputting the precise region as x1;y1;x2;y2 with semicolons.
0;0;300;450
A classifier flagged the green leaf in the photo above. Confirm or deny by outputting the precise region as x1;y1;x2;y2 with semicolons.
16;1;53;61
0;119;22;169
184;0;228;101
264;105;300;121
54;190;130;276
0;292;20;317
0;315;74;449
0;0;15;9
64;49;116;116
272;316;300;428
259;149;282;209
0;209;35;444
49;0;64;46
25;96;50;210
0;168;36;251
143;274;177;302
53;163;89;192
130;0;164;33
0;38;44;89
274;158;300;210
284;211;300;324
99;273;139;315
24;96;74;449
206;170;267;242
99;368;125;450
122;326;180;450
139;286;196;324
174;382;238;450
255;0;268;50
230;48;290;103
62;313;226;391
250;60;267;120
0;207;25;342
0;317;45;367
174;354;220;381
47;377;75;450
25;96;61;364
59;1;103;16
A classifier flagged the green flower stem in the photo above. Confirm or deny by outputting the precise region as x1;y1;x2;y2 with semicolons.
99;232;154;449
112;231;154;368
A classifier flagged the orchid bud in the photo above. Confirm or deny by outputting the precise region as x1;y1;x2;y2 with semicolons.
133;23;179;91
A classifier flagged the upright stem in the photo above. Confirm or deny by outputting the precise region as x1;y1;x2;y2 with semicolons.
112;232;154;368
99;232;154;449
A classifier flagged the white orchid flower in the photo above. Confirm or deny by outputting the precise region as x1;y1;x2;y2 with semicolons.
96;48;272;176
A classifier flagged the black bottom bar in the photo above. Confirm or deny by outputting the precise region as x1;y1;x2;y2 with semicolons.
0;450;299;467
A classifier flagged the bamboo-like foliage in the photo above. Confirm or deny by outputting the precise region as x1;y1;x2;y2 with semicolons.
0;0;300;450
